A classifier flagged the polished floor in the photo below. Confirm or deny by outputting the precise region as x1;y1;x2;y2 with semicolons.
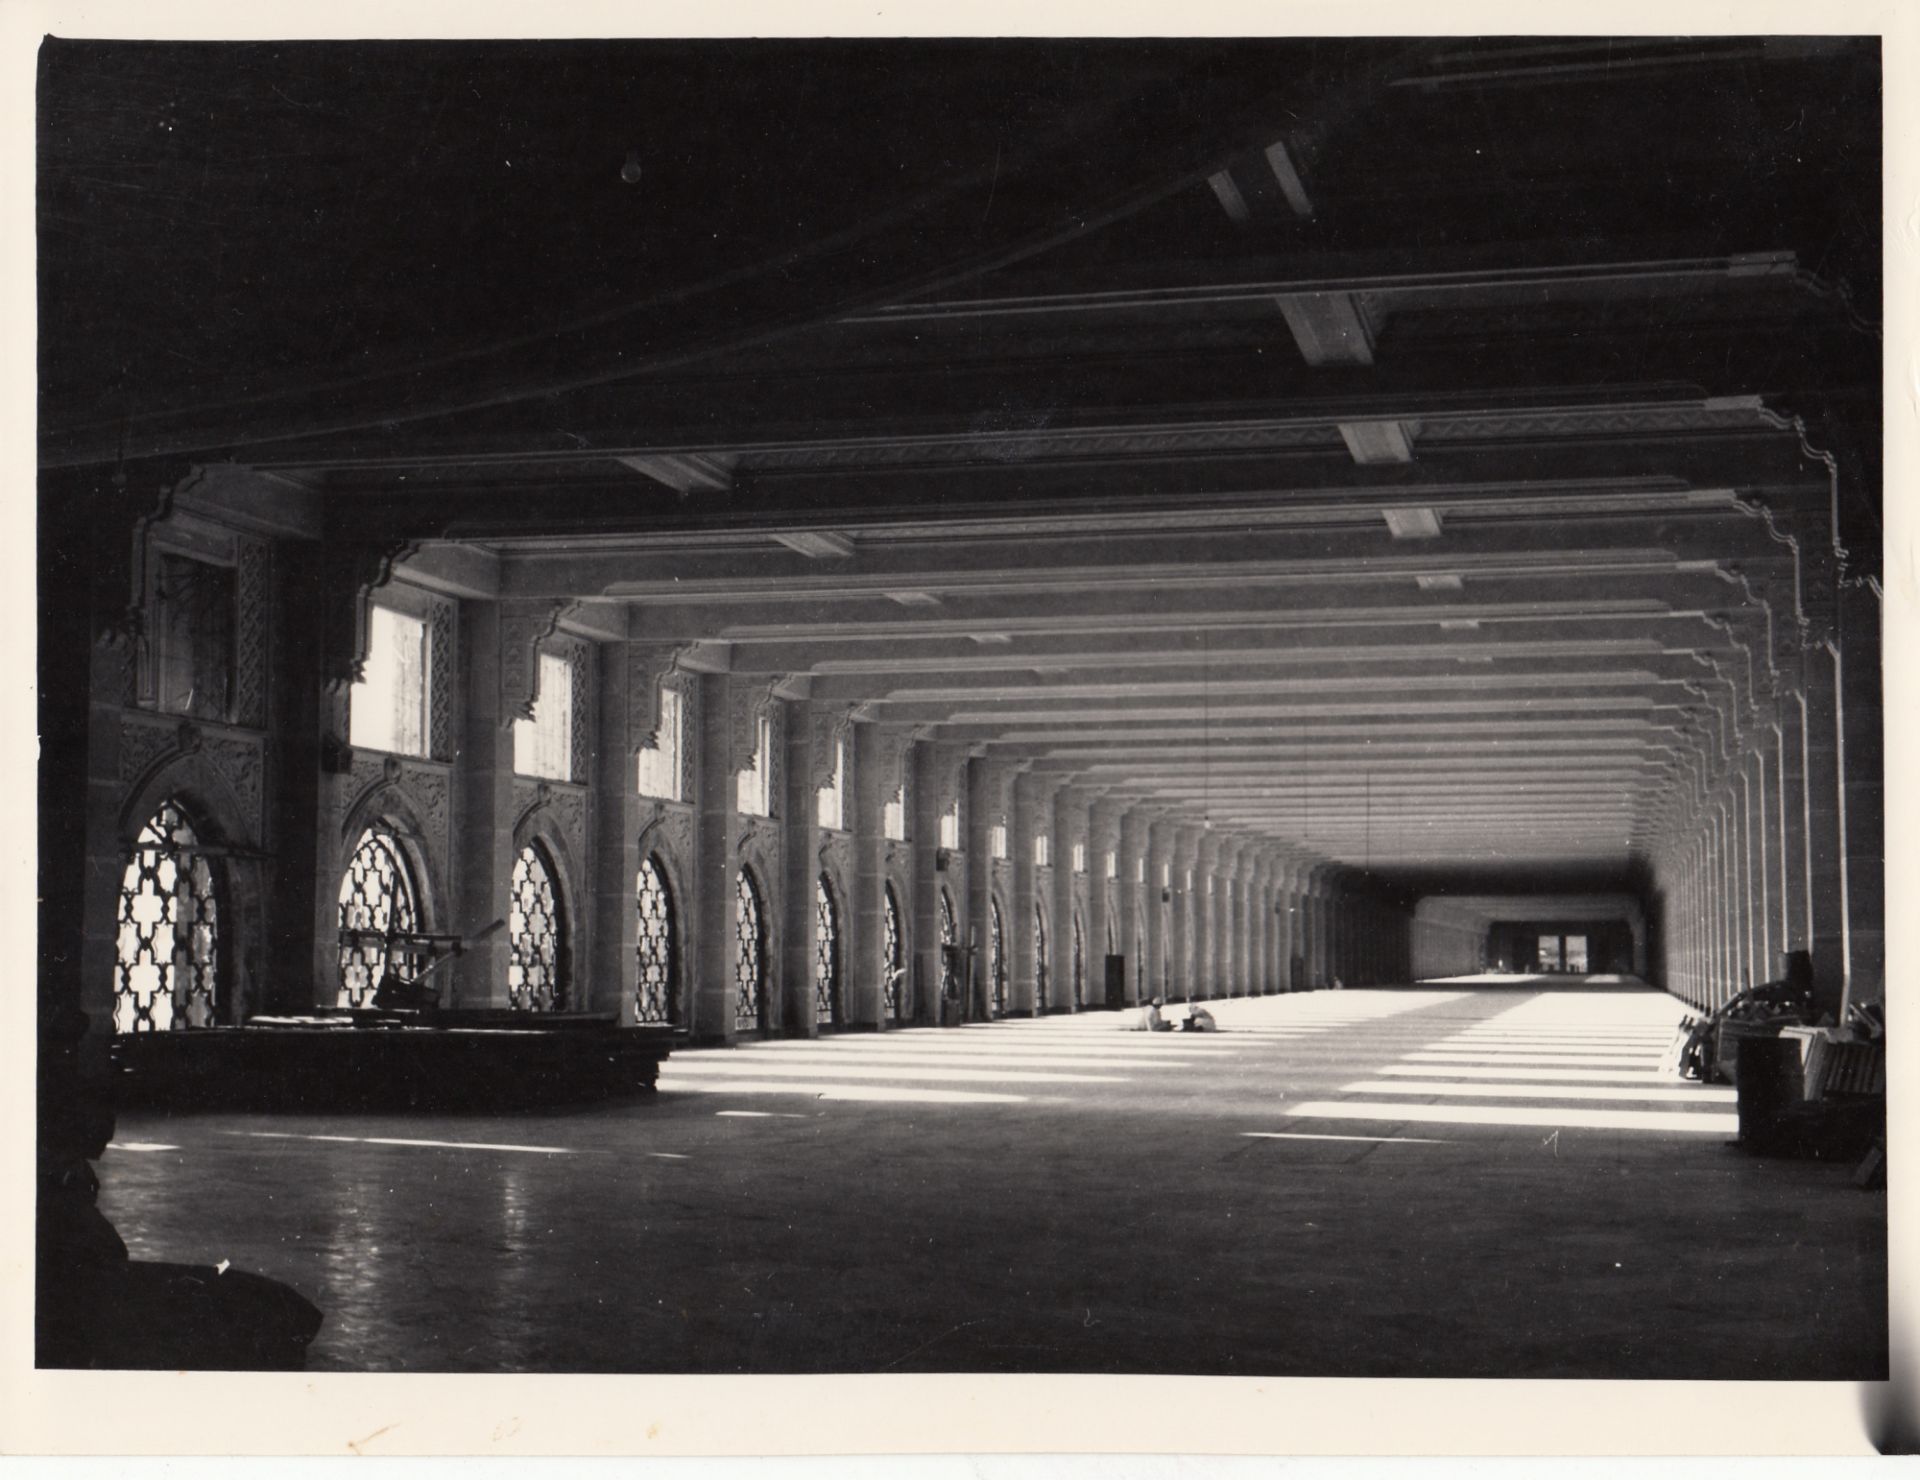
96;982;1888;1377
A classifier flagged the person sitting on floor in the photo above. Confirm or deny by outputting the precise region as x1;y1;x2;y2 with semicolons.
1181;1004;1218;1032
1136;997;1172;1032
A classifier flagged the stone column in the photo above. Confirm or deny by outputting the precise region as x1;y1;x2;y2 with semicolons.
1010;772;1039;1016
780;695;819;1037
1276;860;1299;991
590;643;642;1022
910;739;945;1025
691;670;738;1043
1838;580;1883;1009
454;600;515;1008
1800;635;1849;1018
1051;786;1080;1012
965;756;995;1021
1240;850;1259;994
1163;825;1191;1001
1194;832;1219;999
1260;857;1275;992
1145;816;1173;1003
846;720;894;1029
1749;745;1775;976
1118;807;1148;1005
1310;867;1333;987
1086;794;1120;1009
1775;702;1808;953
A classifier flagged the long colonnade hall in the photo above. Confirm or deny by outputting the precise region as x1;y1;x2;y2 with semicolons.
32;33;1889;1396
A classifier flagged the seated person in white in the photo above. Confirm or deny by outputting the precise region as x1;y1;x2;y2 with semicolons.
1181;1004;1218;1032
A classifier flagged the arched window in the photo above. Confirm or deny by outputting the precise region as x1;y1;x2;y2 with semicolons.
114;798;220;1032
1073;911;1086;1009
884;883;906;1021
337;823;420;1007
735;867;766;1033
635;853;679;1025
814;874;841;1026
1034;902;1049;1015
988;896;1007;1016
508;841;568;1011
937;888;957;1007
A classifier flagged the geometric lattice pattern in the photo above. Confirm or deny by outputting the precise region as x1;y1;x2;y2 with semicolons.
508;841;567;1011
988;895;1007;1017
336;824;420;1007
113;799;219;1033
1033;902;1049;1015
936;888;957;1008
813;874;840;1026
635;854;679;1025
734;867;766;1033
884;883;905;1021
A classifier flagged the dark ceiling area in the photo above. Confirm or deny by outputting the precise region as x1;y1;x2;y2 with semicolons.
39;36;1877;469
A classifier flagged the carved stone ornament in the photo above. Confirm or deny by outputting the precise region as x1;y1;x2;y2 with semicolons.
868;724;916;802
627;643;691;754
809;704;854;792
728;678;781;775
499;599;574;726
323;538;422;690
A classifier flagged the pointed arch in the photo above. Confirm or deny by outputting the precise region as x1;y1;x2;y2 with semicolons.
508;838;570;1011
635;851;683;1026
113;796;223;1032
813;872;842;1027
735;864;768;1033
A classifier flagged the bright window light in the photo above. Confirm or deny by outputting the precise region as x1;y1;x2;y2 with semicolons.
513;651;573;780
349;604;428;756
638;684;683;801
883;785;907;841
816;736;845;829
938;801;961;850
737;712;772;816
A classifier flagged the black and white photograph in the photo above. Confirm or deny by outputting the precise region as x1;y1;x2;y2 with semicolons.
13;1;1913;1459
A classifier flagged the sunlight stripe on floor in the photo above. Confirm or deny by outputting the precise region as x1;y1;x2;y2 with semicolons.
231;1130;573;1154
1236;1144;1443;1151
663;1079;1030;1104
1403;1051;1662;1064
1340;1079;1735;1103
660;1060;1125;1085
1282;1100;1739;1134
736;1049;1201;1069
1373;1064;1693;1083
